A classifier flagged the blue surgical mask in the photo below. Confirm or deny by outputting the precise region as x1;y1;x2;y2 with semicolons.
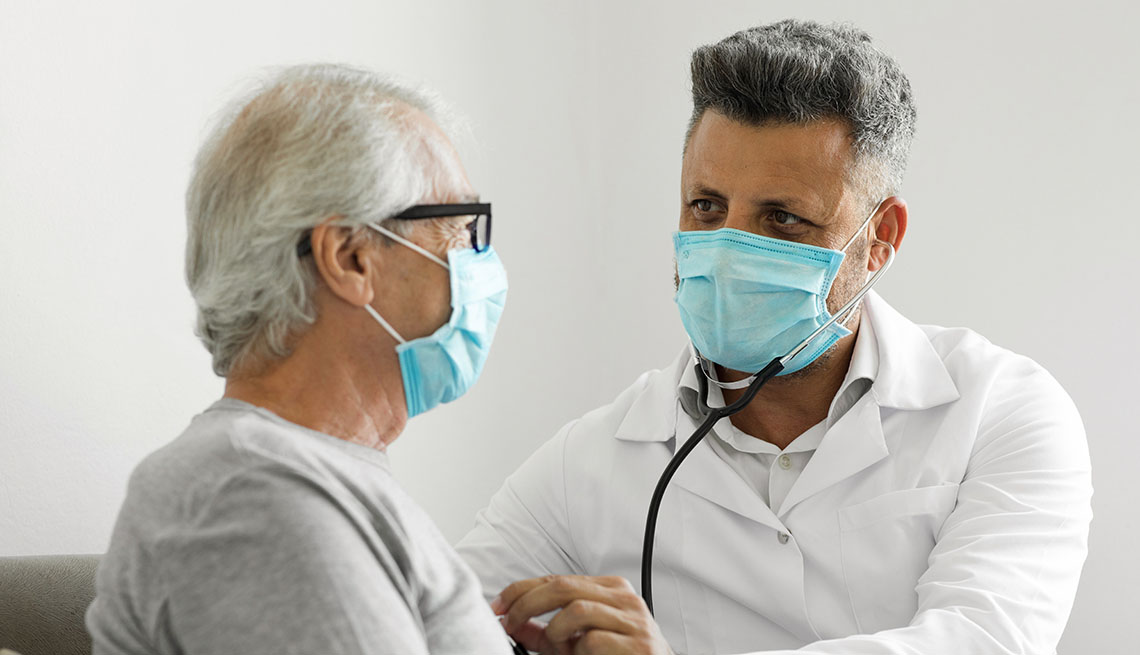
673;203;879;377
364;224;507;418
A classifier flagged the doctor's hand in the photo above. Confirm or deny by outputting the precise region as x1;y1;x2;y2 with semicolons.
492;575;673;655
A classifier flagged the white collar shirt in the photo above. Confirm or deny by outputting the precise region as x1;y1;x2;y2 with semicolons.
677;312;878;514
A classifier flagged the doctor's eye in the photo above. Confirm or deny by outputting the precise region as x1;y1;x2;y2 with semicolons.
690;198;726;219
772;211;803;225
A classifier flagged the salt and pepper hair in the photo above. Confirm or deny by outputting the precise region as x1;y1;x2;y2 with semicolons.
186;64;463;377
687;19;917;204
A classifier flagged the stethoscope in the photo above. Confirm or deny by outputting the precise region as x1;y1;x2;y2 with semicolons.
638;235;896;615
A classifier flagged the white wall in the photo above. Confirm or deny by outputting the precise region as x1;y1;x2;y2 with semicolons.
1;1;1135;652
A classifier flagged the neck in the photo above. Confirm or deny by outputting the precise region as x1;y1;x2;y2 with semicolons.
222;319;406;451
718;324;857;450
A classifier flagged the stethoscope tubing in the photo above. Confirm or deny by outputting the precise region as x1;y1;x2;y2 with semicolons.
640;357;784;614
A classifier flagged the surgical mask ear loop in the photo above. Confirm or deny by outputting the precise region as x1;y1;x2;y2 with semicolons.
834;198;890;325
779;236;894;367
697;199;888;391
361;221;453;344
364;304;407;345
841;198;887;253
835;236;895;327
368;222;450;269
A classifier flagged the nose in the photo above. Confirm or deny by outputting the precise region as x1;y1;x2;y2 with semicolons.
723;207;760;235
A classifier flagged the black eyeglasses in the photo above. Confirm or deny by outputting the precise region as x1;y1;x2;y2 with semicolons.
296;202;492;258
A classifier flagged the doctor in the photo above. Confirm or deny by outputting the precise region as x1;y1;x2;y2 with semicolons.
458;19;1092;655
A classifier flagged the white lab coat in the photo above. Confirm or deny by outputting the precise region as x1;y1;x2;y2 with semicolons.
457;292;1091;655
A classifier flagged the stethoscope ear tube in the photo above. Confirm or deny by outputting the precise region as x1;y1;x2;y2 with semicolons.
639;357;784;614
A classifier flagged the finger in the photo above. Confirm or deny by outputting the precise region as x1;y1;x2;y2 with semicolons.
494;575;636;615
503;576;627;632
592;575;639;592
493;576;558;614
504;618;557;655
544;599;631;644
572;630;633;655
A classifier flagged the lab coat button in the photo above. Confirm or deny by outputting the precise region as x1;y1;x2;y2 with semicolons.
777;454;792;470
777;531;790;545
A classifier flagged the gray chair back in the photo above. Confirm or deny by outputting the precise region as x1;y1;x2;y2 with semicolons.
0;555;100;655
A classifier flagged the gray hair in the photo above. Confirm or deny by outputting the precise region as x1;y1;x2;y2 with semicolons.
687;19;917;203
186;63;463;377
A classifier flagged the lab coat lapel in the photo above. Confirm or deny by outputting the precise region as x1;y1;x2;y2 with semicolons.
776;391;887;517
863;292;959;411
670;409;786;532
612;347;786;531
776;293;960;516
612;348;690;444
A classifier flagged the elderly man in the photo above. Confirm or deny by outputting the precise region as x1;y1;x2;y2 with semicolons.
87;65;513;654
459;20;1092;655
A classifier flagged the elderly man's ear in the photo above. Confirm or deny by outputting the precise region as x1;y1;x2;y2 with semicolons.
310;220;376;308
870;197;908;272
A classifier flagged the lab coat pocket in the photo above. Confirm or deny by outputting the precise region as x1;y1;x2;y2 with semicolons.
838;484;959;634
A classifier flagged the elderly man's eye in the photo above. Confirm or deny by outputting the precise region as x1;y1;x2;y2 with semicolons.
454;219;473;246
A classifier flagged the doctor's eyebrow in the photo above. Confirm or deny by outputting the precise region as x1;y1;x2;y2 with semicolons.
687;186;729;202
750;196;814;215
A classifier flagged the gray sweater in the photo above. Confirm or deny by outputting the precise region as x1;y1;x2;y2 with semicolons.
87;399;510;655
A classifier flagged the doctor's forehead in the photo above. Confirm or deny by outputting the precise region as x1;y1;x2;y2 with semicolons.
681;111;857;220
